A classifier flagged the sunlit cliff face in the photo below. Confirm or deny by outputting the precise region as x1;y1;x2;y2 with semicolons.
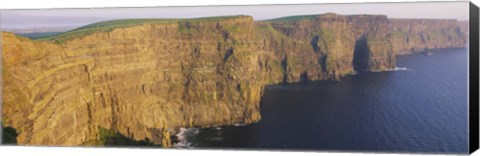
1;14;468;146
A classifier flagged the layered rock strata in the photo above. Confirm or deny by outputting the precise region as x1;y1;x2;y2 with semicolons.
1;14;468;146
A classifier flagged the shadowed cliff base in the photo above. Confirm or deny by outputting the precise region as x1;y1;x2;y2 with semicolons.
353;35;371;72
0;13;468;147
2;126;18;145
82;127;158;147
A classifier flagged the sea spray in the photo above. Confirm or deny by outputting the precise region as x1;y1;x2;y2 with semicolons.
371;67;411;72
392;67;411;71
173;127;199;148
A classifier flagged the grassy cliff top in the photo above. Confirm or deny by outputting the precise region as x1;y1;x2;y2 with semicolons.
36;15;250;43
264;13;389;22
33;13;390;43
264;13;339;22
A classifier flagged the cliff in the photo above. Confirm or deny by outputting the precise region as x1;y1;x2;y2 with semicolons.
260;14;396;82
388;18;467;55
1;14;468;146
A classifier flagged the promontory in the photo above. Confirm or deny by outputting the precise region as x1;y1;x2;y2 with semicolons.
1;13;468;146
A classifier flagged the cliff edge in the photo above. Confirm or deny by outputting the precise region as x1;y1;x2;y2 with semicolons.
1;14;468;146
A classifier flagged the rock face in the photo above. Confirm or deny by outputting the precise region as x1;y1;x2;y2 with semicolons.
261;14;396;82
388;19;468;55
1;14;468;146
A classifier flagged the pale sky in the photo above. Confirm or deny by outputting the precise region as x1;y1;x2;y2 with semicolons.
0;1;469;30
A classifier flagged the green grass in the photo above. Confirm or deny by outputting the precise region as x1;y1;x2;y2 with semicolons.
254;23;290;40
264;13;338;22
36;15;249;43
33;13;363;43
36;19;178;43
17;32;63;40
98;127;118;144
96;127;155;146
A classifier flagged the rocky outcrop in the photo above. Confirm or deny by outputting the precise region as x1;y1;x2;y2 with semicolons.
262;14;396;81
388;19;467;55
260;14;467;82
2;16;264;146
1;14;468;146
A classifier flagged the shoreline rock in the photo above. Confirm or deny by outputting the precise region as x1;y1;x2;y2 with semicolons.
1;14;468;146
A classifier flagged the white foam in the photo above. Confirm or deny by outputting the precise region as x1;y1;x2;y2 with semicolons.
233;123;245;127
372;67;411;72
393;67;410;71
173;127;199;148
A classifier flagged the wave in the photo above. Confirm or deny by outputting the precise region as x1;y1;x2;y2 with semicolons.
173;127;199;148
371;67;411;72
233;123;245;127
391;67;411;71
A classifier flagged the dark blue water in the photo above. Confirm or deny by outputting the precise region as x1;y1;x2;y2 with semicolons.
176;48;468;154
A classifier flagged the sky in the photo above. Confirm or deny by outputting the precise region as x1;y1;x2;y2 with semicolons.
0;1;469;32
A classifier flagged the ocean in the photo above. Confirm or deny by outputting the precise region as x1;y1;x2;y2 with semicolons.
174;48;469;154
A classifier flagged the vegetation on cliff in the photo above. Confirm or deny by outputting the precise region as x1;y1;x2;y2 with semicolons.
1;13;468;147
37;15;250;43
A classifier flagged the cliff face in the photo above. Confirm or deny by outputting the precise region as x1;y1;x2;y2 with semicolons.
389;19;467;55
262;14;396;82
1;14;468;146
3;16;264;146
2;32;96;145
259;14;468;82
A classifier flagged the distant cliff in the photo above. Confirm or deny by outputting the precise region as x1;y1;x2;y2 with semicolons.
258;14;467;82
1;14;468;146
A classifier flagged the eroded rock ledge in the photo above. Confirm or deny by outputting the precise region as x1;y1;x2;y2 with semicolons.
1;14;468;146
